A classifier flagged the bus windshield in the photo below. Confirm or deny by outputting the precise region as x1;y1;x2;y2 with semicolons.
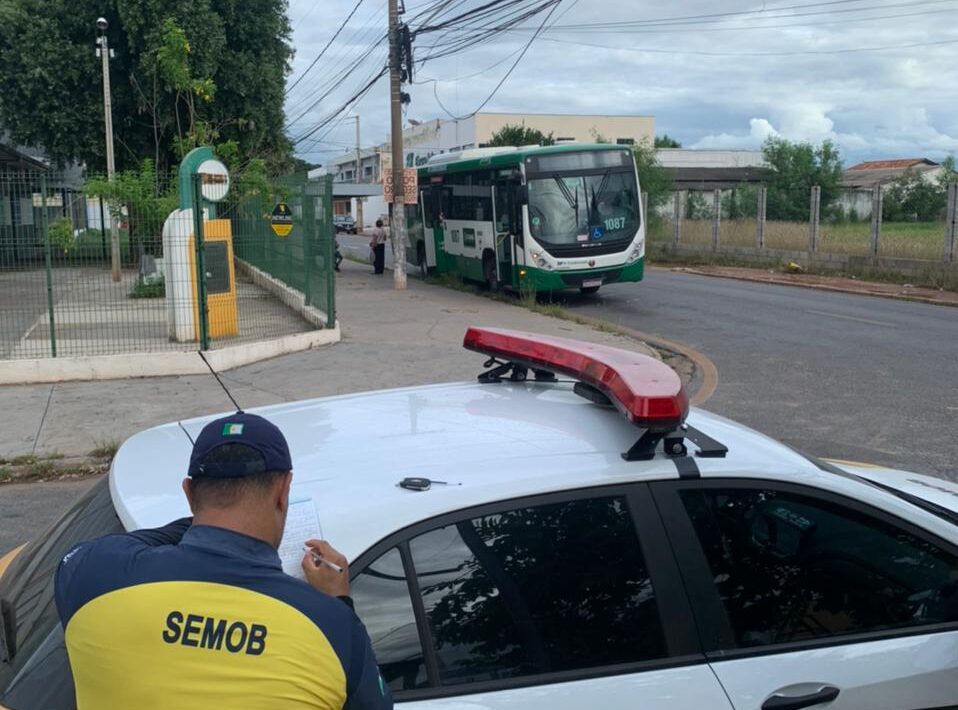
527;170;639;249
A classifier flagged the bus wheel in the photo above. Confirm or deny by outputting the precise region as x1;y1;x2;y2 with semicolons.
483;253;499;291
579;285;600;295
417;244;428;279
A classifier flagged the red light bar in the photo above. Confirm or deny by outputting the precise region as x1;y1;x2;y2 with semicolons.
463;327;689;430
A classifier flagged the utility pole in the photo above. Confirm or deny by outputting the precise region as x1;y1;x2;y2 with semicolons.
388;0;407;289
354;115;364;233
96;17;121;282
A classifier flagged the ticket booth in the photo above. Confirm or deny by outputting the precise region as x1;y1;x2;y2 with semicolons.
161;148;238;343
189;219;238;339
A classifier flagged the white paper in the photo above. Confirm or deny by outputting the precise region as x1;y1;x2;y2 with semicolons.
278;498;324;579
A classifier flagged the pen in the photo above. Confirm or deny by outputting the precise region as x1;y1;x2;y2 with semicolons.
303;545;344;573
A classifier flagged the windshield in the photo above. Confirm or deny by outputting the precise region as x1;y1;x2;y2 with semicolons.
527;170;639;248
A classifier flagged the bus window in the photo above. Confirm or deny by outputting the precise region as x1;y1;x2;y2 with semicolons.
495;182;515;234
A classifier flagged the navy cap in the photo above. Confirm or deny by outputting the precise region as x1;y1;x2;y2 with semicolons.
188;412;292;478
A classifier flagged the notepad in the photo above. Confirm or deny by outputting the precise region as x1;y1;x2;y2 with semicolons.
278;497;323;579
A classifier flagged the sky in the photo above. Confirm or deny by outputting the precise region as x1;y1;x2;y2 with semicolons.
283;0;958;168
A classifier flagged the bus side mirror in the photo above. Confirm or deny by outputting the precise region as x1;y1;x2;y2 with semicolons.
517;184;528;206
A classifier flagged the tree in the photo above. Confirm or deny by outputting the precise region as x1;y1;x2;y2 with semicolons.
488;124;555;147
632;139;673;218
654;134;682;148
882;158;957;222
0;0;292;173
761;136;843;221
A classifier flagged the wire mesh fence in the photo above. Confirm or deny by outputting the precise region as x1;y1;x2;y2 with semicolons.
0;170;335;360
651;183;958;263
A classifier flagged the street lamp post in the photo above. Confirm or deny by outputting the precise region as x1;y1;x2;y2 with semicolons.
96;17;121;282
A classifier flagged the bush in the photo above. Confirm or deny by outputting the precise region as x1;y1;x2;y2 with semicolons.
48;218;74;254
71;228;132;262
129;276;165;299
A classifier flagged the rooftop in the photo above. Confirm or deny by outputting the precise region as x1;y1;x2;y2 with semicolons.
847;159;938;171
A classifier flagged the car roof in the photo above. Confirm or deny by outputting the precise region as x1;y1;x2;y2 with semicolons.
111;380;825;558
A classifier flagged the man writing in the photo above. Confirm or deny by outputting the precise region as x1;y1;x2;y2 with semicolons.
55;412;392;710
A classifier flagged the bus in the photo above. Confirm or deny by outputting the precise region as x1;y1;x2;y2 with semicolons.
405;143;645;294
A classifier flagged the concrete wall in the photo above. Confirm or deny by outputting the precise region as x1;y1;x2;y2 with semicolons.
652;242;958;283
474;113;655;146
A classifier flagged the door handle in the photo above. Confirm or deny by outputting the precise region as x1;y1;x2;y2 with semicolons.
762;685;840;710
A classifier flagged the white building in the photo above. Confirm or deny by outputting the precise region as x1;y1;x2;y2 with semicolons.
312;113;655;229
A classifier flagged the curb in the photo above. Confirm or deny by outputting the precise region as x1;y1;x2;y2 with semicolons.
0;325;341;385
671;267;958;308
339;245;717;404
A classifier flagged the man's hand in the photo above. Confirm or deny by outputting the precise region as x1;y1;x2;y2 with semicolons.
302;539;350;597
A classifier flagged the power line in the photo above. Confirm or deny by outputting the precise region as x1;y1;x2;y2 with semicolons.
287;0;368;94
532;0;896;30
429;0;561;120
530;4;958;34
541;35;958;58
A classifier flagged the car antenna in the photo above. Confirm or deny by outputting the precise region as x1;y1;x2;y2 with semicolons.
197;350;244;413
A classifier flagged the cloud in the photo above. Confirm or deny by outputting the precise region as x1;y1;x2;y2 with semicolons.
692;118;778;150
285;0;958;166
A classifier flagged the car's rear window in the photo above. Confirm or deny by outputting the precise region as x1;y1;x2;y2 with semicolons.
0;477;123;710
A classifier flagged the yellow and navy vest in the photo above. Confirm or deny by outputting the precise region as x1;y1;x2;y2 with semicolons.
55;521;391;710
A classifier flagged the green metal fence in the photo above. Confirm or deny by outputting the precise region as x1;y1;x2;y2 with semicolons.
229;174;336;330
0;169;335;360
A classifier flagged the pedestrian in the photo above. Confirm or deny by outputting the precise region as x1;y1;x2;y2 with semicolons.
54;411;392;710
370;219;387;275
334;236;343;272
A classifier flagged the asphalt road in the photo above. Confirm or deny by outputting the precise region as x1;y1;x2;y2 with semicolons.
0;478;100;555
560;269;958;480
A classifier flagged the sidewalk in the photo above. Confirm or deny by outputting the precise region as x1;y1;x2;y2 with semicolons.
0;257;656;460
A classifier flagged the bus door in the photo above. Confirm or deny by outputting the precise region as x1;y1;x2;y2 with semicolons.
494;172;521;288
417;185;440;271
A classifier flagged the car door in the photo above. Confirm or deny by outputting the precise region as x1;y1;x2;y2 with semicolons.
350;485;732;710
652;479;958;710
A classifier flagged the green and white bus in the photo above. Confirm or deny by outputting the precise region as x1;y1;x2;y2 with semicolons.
405;143;645;294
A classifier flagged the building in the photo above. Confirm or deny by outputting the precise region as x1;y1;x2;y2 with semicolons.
313;113;655;229
842;158;944;189
656;149;771;191
838;159;945;220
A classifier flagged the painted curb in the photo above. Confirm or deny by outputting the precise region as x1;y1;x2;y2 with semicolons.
0;325;341;385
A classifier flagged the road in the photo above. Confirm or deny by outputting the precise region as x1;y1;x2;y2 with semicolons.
339;235;956;477
560;269;957;479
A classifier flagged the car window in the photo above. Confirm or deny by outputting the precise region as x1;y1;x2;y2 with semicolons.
351;547;427;692
0;477;123;709
679;487;958;649
409;495;665;686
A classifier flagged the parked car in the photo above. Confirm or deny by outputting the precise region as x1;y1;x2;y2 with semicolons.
1;327;957;710
333;214;357;234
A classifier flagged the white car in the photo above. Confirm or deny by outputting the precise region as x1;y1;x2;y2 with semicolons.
1;327;957;710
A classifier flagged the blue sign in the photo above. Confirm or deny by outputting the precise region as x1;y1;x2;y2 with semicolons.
590;226;605;241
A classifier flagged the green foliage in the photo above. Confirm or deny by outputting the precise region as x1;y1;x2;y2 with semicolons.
762;137;843;221
48;217;75;254
685;191;711;219
129;277;165;299
631;139;673;217
488;124;555;147
654;134;682;148
882;170;947;222
722;185;759;219
0;0;292;172
86;160;177;244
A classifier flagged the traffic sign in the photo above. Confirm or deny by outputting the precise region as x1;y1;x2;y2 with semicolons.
383;169;418;205
271;202;293;238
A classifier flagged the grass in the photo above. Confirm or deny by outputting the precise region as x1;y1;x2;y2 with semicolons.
90;439;120;459
650;218;949;260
